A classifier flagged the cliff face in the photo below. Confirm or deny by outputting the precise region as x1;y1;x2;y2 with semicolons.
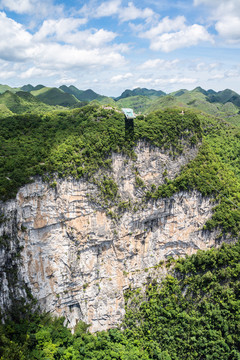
0;142;219;332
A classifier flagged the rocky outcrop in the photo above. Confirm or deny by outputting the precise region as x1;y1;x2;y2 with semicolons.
0;142;220;332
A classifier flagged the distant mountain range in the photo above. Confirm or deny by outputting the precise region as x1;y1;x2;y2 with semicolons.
115;87;166;100
0;84;240;126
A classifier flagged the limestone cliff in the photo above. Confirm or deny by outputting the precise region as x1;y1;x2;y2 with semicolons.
0;142;221;332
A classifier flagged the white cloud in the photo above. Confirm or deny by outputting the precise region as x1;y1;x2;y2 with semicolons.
35;19;116;49
139;58;179;70
0;69;16;79
94;0;121;18
144;24;212;52
0;11;126;78
135;76;197;86
189;61;221;73
140;16;213;52
119;2;154;22
0;0;63;17
0;0;32;14
110;72;133;82
81;0;155;23
194;0;240;43
208;68;240;81
215;16;240;42
208;74;225;80
143;16;186;38
18;66;58;79
34;18;87;42
55;77;77;85
0;12;32;61
33;43;125;70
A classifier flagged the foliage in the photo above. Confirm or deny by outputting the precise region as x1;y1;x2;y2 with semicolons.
0;91;55;114
146;143;240;236
116;88;166;101
116;95;156;113
31;87;79;107
123;240;240;360
2;241;240;359
0;106;201;200
1;92;240;359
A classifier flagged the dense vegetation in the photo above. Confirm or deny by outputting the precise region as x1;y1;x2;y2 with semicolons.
1;240;240;359
0;106;201;200
1;86;240;359
1;85;240;124
146;143;240;236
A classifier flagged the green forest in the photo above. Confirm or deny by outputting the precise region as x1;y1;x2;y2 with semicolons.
1;90;240;359
1;241;240;359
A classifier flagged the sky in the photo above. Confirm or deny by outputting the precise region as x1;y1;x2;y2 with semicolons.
0;0;240;96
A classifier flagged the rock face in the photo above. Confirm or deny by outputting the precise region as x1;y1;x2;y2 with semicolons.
0;142;219;332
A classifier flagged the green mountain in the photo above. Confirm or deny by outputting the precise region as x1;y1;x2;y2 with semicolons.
144;88;240;127
116;94;155;113
21;84;45;92
59;84;84;99
207;88;240;107
0;90;59;114
116;87;166;100
0;103;13;118
20;84;35;92
31;87;79;107
59;85;106;102
1;101;240;358
0;84;20;94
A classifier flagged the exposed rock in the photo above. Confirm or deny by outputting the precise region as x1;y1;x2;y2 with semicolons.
0;142;223;332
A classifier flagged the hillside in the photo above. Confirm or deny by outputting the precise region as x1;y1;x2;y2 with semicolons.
31;87;80;107
142;88;240;127
20;84;45;92
10;84;240;127
116;95;155;113
207;89;240;107
1;93;240;359
0;84;20;94
116;87;166;100
0;90;59;114
0;103;13;118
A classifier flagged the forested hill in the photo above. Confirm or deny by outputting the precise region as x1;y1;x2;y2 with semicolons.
1;100;240;358
1;84;240;127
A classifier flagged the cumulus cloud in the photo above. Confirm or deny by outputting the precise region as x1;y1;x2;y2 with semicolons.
55;77;77;85
208;73;225;80
110;72;133;82
215;16;240;42
0;0;63;17
0;0;32;14
0;12;32;61
35;19;116;49
18;66;58;79
141;17;213;52
35;43;125;69
118;2;154;22
194;62;220;72
94;0;121;18
135;76;197;86
0;69;16;79
194;0;240;42
0;10;126;78
81;0;154;23
34;18;87;42
139;58;179;70
143;16;186;38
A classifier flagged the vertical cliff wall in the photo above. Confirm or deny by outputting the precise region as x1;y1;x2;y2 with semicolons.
0;142;221;332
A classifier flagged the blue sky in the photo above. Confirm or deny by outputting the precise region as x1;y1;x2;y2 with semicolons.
0;0;240;96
